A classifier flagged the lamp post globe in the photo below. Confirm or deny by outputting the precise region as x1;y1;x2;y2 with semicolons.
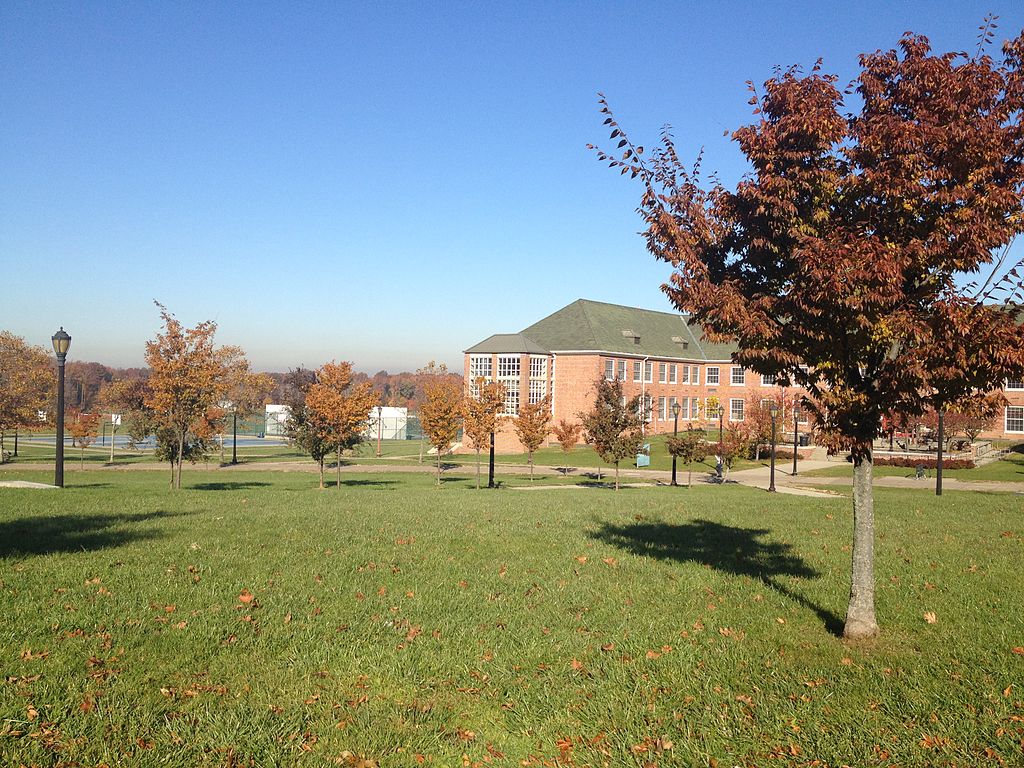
51;328;71;488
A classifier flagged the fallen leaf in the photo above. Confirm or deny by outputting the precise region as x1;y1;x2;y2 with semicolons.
238;590;254;604
923;611;937;624
602;557;617;567
601;643;615;652
575;556;588;564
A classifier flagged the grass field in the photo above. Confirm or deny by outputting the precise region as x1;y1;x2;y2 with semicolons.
1;468;1022;766
801;449;1024;483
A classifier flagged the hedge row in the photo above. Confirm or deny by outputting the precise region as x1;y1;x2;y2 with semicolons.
848;456;976;470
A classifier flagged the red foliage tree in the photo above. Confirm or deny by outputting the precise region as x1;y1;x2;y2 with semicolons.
596;25;1024;638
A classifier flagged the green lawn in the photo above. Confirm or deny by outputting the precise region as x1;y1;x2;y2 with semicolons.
1;470;1022;767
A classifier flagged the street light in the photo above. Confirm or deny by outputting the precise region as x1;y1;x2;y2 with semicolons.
768;401;779;493
376;405;384;457
51;327;71;488
715;404;725;481
231;403;239;465
792;404;800;476
670;401;682;486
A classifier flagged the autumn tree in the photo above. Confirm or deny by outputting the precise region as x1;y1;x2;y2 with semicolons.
513;395;552;482
0;332;54;463
714;425;750;482
579;377;644;490
552;419;583;475
461;378;506;489
745;395;788;460
67;410;101;468
666;427;709;487
145;304;228;489
419;374;463;486
305;361;378;489
596;24;1024;638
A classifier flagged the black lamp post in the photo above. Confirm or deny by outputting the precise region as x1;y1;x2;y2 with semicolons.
715;404;725;480
487;430;495;488
670;401;681;486
792;405;800;476
231;405;239;465
768;401;779;493
51;327;71;488
935;408;944;497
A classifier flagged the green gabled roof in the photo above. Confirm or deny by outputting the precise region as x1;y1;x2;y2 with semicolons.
464;333;548;355
521;299;739;361
464;299;741;362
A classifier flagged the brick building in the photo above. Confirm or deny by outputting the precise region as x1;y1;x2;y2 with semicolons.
463;298;1024;452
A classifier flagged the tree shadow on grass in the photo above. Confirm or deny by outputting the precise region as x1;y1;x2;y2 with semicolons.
190;481;273;491
591;518;844;636
0;509;186;558
327;479;399;488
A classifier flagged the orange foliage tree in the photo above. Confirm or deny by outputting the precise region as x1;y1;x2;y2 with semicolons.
461;378;506;489
0;331;54;463
218;345;275;464
67;410;101;468
304;361;378;489
419;374;463;486
552;419;583;475
145;304;228;489
596;26;1024;638
513;396;552;481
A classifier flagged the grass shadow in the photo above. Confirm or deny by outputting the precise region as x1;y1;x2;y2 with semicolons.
0;509;186;558
328;479;399;488
191;481;273;491
591;518;844;636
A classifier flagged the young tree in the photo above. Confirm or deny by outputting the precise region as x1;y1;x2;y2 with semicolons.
579;377;644;491
419;375;463;486
145;304;228;489
552;419;583;475
513;395;552;482
596;27;1024;638
0;332;54;463
666;427;709;487
744;395;787;460
715;425;750;482
101;377;156;452
305;361;379;489
67;410;101;468
461;378;506;489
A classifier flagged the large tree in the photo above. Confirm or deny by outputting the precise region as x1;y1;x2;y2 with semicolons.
462;378;507;489
579;377;644;491
0;332;54;462
596;26;1024;638
145;304;228;489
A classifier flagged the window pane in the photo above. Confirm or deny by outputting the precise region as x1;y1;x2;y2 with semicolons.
731;367;745;385
1007;406;1024;432
707;367;719;385
605;360;614;381
730;398;745;421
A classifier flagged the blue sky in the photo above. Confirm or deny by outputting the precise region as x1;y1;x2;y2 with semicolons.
2;1;1021;372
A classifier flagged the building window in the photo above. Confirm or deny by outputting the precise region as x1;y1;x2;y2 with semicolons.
761;373;776;386
731;367;745;386
679;365;688;384
690;397;700;420
497;355;520;416
1007;406;1024;433
707;367;720;385
643;394;653;422
669;396;679;420
669;365;677;385
633;361;642;382
1007;379;1024;390
658;363;667;384
730;398;745;422
691;366;700;384
644;361;653;383
529;356;547;405
470;355;492;381
604;359;614;381
658;396;667;421
618;360;627;381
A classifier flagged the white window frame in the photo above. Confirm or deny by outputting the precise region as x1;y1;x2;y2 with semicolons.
529;356;548;405
691;366;700;385
669;365;677;385
1006;405;1024;433
497;355;521;416
1007;379;1024;391
706;367;720;385
497;355;520;379
469;355;492;381
617;360;627;381
761;373;776;387
729;398;745;422
658;363;667;384
644;361;653;383
731;367;745;386
604;359;614;381
633;361;642;382
669;396;679;420
690;397;700;420
658;396;667;421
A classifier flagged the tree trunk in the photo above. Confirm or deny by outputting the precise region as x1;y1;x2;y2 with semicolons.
475;448;481;490
687;466;692;488
844;450;879;639
318;458;324;489
614;462;620;491
176;431;185;490
337;445;342;490
0;431;5;464
436;451;441;486
81;446;85;468
529;452;534;482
